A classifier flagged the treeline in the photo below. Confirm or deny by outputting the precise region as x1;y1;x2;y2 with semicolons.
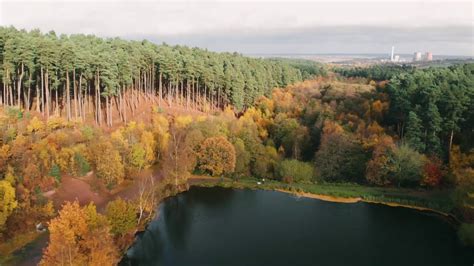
0;27;307;126
386;64;474;157
335;64;415;81
267;58;328;80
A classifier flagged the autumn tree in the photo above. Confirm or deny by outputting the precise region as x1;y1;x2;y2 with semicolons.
40;201;118;266
366;135;395;186
421;156;444;187
315;121;368;183
197;136;236;176
251;144;279;180
163;115;195;186
105;198;137;236
389;145;426;187
232;138;251;178
0;180;17;232
90;139;125;188
136;175;157;225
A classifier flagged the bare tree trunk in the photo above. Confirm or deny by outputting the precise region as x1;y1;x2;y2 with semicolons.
35;83;40;112
159;72;163;106
105;95;110;127
41;68;44;114
78;73;83;121
123;85;127;123
45;69;50;118
73;69;78;119
26;72;32;111
17;62;24;108
55;87;59;116
175;81;178;105
186;81;190;109
1;80;4;106
448;130;454;161
204;84;207;111
9;84;13;106
143;70;147;97
95;79;98;125
66;70;71;120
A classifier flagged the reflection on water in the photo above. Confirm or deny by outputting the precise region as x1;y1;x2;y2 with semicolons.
122;187;474;266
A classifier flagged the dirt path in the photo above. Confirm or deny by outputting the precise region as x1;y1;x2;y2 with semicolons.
50;175;109;209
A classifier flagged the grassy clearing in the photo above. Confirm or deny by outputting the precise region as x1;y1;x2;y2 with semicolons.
195;177;455;214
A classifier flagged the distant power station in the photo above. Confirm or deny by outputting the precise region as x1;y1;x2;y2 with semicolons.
413;52;422;61
388;46;433;62
413;51;433;62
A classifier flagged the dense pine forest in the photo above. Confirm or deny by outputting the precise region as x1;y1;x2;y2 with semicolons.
0;27;328;126
0;27;473;265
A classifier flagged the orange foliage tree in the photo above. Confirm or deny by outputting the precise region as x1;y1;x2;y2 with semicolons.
197;136;236;176
40;201;118;266
365;135;395;186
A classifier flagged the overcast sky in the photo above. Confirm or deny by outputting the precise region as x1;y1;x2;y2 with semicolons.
1;0;473;55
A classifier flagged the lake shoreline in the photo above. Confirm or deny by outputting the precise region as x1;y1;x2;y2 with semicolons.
193;178;461;224
273;188;457;221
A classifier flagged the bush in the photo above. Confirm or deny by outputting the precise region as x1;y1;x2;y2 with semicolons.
458;223;474;247
276;159;314;183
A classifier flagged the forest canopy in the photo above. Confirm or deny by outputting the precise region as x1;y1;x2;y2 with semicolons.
0;26;322;127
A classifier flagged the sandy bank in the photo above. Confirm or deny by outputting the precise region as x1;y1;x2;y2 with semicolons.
275;189;452;218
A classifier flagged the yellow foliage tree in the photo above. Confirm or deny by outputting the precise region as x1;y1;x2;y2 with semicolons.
105;198;137;236
174;115;193;129
151;114;170;159
56;147;75;173
140;131;156;166
46;116;67;131
4;165;16;185
26;116;44;133
0;180;17;232
91;140;125;188
0;144;10;174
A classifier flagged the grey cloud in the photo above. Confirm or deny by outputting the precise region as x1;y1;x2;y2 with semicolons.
1;1;472;55
128;25;474;56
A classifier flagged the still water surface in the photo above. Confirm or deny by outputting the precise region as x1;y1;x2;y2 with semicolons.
123;187;473;266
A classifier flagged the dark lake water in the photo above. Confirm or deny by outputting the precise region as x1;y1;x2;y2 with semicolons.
122;187;473;266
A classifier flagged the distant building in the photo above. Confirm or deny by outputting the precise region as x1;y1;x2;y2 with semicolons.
394;55;400;62
391;46;395;61
413;52;422;61
424;52;433;61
